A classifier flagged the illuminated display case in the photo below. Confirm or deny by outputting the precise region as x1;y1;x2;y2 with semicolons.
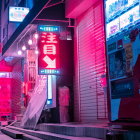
105;0;140;122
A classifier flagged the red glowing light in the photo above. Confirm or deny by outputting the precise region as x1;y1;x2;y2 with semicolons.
41;40;45;43
46;33;58;43
41;35;46;38
43;55;56;68
38;32;60;73
0;78;11;117
43;45;56;55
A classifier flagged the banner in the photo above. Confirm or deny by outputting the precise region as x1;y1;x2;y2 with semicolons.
20;75;47;129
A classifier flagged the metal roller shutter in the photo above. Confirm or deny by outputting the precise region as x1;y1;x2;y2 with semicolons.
75;1;107;122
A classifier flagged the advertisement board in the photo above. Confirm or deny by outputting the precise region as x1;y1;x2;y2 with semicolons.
9;7;29;22
38;32;60;75
120;5;140;29
21;75;47;129
106;17;120;38
106;5;140;38
105;0;139;22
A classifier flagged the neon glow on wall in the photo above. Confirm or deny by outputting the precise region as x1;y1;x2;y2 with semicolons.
38;32;60;75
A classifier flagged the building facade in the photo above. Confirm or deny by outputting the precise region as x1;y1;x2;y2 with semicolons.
65;0;108;122
1;0;74;122
0;0;108;123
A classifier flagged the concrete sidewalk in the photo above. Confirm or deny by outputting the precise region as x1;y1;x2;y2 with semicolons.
0;131;21;140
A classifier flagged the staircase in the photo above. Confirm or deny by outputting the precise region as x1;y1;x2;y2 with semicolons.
3;121;140;140
1;122;108;140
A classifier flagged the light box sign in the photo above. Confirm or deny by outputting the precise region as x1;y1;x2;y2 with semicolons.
38;32;60;75
105;1;140;39
38;25;59;32
120;5;140;29
106;17;120;38
9;6;29;22
105;0;139;22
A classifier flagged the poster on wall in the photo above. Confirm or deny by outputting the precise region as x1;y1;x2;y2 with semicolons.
124;43;133;60
124;43;133;74
109;50;126;79
21;75;47;129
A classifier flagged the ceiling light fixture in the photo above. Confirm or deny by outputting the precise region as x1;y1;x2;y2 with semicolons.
22;45;26;51
28;39;33;45
17;50;22;55
34;33;39;39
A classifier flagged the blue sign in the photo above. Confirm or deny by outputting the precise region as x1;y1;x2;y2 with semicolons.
39;69;60;75
38;25;59;32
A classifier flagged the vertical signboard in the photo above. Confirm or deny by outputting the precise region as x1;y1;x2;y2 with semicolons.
38;29;60;75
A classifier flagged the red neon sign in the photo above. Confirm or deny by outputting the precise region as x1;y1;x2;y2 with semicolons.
38;32;59;74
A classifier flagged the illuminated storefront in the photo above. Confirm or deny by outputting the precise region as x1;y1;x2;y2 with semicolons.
105;0;140;122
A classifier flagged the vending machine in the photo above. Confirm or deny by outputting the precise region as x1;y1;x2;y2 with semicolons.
105;0;140;122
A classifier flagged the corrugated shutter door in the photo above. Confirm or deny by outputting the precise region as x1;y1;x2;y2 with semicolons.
75;1;107;122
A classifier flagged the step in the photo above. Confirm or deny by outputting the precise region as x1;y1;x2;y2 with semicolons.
23;134;43;140
7;126;102;140
1;127;43;140
36;123;107;139
1;127;23;139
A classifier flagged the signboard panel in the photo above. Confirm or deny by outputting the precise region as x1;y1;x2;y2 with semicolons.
111;78;134;98
106;17;120;38
9;7;29;22
38;32;60;75
38;25;59;32
105;0;139;22
105;0;140;39
120;5;140;29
